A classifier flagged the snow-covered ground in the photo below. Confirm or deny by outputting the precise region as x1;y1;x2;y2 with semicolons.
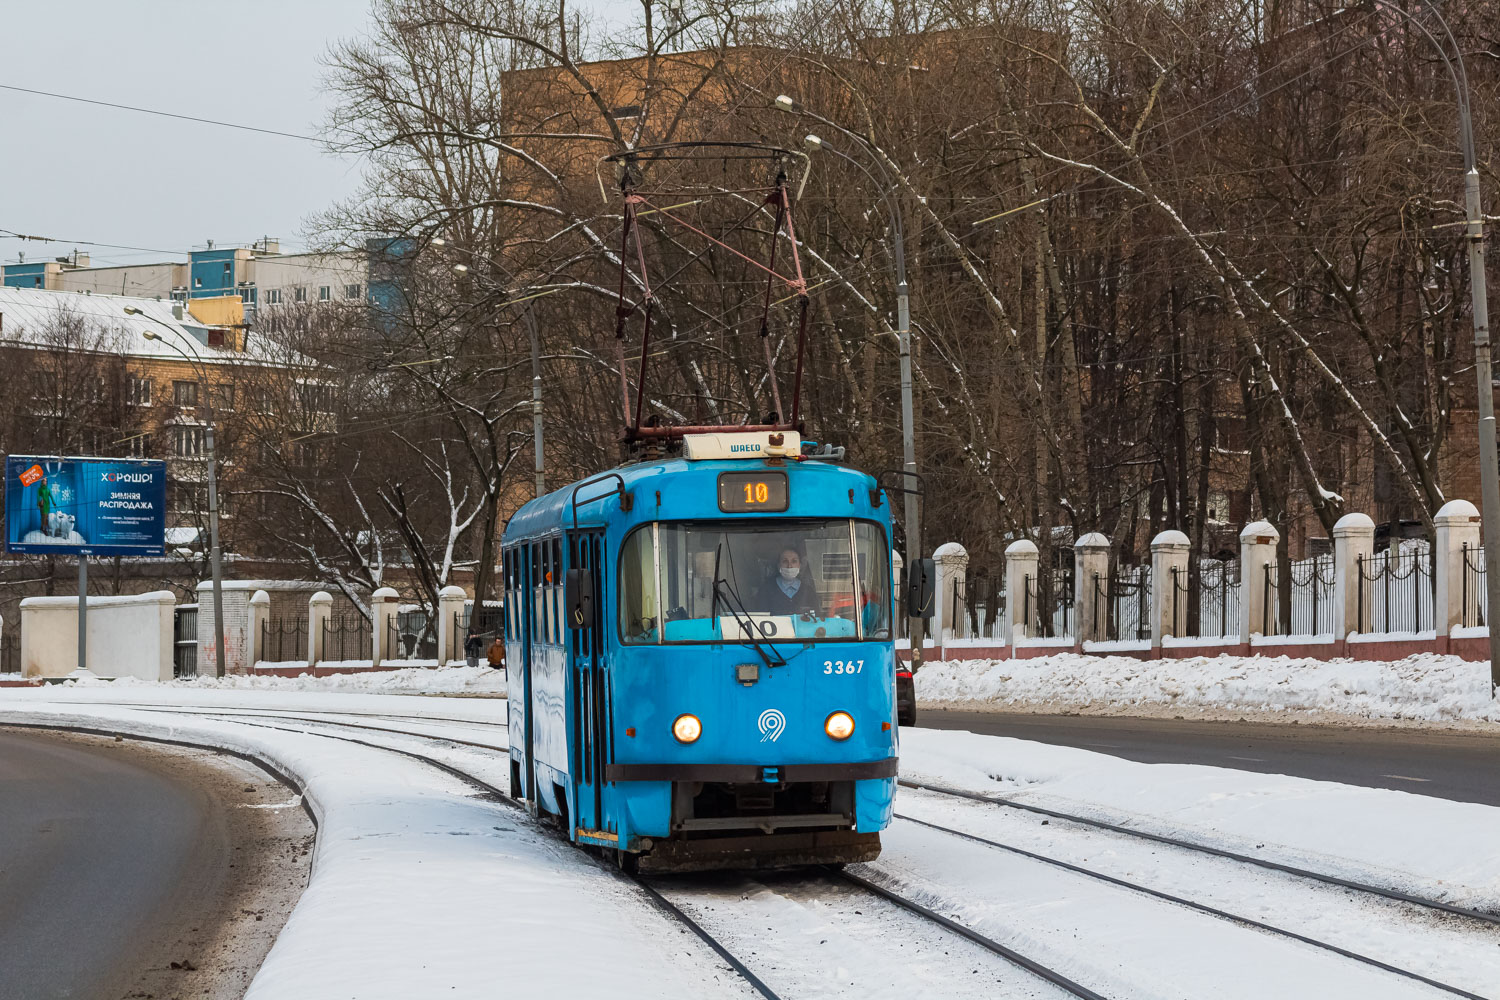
4;679;1498;998
65;664;508;697
917;651;1500;725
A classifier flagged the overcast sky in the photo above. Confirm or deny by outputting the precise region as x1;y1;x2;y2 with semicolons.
0;0;634;270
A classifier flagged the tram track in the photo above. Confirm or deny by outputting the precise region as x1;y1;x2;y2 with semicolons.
828;868;1111;999
18;704;1493;997
111;708;1107;999
9;708;783;1000
886;812;1491;999
901;776;1500;928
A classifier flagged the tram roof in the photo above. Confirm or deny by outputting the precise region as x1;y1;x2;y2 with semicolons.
503;457;880;541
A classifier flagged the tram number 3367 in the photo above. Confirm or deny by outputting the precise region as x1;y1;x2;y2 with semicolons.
823;659;865;675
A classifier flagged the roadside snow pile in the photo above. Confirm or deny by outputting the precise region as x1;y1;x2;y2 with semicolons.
50;665;506;697
0;701;752;999
915;652;1500;723
900;726;1500;912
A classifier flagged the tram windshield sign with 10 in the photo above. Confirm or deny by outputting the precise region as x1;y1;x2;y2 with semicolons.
717;471;789;513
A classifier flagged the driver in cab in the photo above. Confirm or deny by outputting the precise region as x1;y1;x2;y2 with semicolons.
756;546;819;616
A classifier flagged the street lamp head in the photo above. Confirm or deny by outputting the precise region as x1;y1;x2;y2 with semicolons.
453;263;469;273
803;133;824;153
141;330;160;341
430;237;446;247
774;95;798;113
123;306;143;316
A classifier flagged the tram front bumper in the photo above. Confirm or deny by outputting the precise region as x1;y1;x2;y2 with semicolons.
603;758;898;783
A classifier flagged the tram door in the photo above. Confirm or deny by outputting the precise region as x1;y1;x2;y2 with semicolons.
568;530;608;835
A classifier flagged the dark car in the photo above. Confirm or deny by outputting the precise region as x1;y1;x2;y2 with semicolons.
896;667;916;726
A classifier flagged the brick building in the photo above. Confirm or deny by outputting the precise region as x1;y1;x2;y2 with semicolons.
0;284;326;547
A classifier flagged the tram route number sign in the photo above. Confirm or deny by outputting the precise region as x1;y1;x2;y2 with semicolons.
717;471;789;513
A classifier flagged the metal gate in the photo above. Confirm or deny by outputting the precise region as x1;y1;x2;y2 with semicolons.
0;631;19;673
173;604;198;677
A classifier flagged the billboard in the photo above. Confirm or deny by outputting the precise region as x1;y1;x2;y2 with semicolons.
4;455;167;557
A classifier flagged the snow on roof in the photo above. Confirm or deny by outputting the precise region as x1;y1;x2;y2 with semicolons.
0;285;319;369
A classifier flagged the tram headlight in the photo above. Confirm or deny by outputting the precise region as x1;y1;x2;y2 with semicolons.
824;711;855;741
672;713;703;744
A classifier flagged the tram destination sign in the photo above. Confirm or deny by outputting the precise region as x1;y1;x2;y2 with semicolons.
718;471;789;513
4;455;167;557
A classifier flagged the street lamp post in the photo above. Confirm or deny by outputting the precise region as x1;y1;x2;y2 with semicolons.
1372;3;1500;689
128;308;227;678
776;96;925;668
438;240;547;499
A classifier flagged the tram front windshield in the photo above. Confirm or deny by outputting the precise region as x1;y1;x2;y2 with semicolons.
619;519;892;644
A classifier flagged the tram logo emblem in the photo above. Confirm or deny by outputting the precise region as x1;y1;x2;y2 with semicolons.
757;708;786;742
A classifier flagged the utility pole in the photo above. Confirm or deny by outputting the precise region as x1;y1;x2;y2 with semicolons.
778;96;925;666
1384;2;1500;690
133;312;227;677
526;306;545;498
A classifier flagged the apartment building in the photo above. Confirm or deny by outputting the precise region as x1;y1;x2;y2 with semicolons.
2;237;404;323
0;284;327;530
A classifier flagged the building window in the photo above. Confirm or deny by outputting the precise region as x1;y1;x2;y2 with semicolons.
238;285;256;303
173;424;205;458
194;277;203;288
171;287;188;303
173;380;199;408
128;376;152;406
344;283;362;300
319;285;331;301
296;381;335;414
127;432;151;458
294;286;306;303
293;440;327;467
172;483;208;513
266;288;283;305
211;383;235;412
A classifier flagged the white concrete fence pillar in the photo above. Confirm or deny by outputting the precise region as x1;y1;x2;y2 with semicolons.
308;591;332;666
437;585;467;666
1332;512;1375;639
371;587;400;666
1150;530;1191;646
932;542;969;640
1239;521;1280;641
1004;540;1039;640
1434;500;1481;635
247;590;270;667
1073;533;1110;643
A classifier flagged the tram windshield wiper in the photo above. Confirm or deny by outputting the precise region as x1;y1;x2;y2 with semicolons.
712;542;786;668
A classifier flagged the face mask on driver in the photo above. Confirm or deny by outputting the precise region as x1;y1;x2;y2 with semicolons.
780;566;800;581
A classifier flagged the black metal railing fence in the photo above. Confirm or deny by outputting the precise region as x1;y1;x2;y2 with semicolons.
322;614;373;662
261;616;309;662
1356;547;1433;634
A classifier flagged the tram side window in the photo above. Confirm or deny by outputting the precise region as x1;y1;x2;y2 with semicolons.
618;526;659;643
531;543;543;643
550;537;563;644
854;522;894;639
504;550;517;642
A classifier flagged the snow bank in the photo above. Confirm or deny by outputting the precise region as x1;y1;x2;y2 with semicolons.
0;701;750;999
900;726;1500;912
915;652;1500;723
42;664;507;698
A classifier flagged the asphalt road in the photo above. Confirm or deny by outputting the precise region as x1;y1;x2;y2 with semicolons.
0;730;235;1000
918;709;1500;806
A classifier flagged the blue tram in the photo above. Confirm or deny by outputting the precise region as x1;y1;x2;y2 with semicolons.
500;431;914;871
